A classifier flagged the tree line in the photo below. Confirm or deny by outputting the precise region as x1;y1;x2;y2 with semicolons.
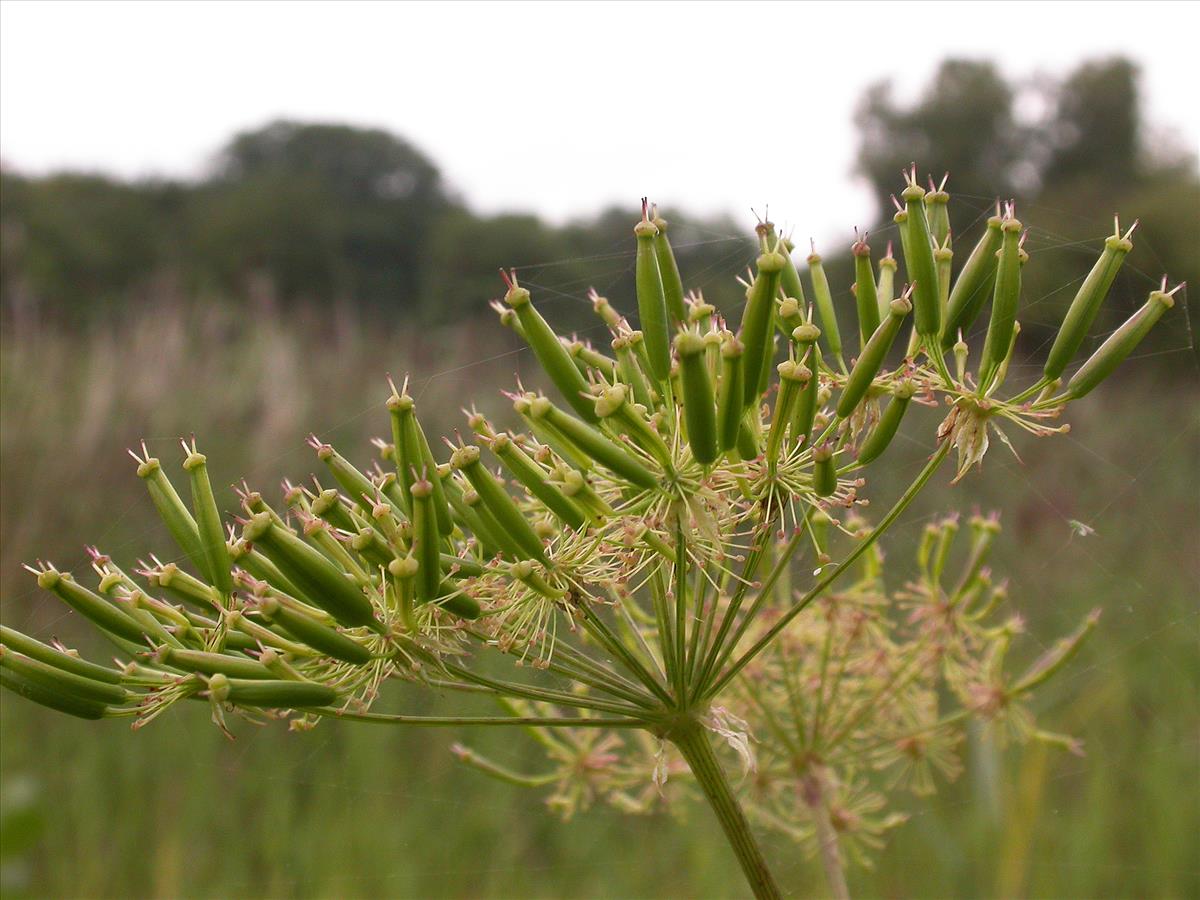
1;57;1194;362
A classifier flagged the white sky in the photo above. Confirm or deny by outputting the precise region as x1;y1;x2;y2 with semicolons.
2;0;1197;242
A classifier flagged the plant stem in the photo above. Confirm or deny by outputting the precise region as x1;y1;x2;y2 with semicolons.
672;720;782;900
331;711;648;728
698;527;805;697
803;772;851;900
706;441;951;698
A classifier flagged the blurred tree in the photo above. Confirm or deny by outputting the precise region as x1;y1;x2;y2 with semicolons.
198;121;451;310
1043;58;1140;188
1;63;1191;356
855;60;1027;216
0;171;184;317
420;210;574;325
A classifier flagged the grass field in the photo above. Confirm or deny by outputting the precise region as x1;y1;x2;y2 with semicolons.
1;302;1196;898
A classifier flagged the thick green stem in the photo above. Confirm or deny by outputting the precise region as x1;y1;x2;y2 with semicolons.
672;720;782;900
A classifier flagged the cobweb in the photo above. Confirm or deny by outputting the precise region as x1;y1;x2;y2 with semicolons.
1;191;1196;898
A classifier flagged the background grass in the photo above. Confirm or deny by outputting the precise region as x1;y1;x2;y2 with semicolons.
1;298;1196;899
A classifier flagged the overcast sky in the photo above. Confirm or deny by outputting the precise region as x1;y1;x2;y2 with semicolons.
2;1;1197;242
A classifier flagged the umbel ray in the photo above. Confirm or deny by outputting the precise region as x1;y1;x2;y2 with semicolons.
2;168;1181;899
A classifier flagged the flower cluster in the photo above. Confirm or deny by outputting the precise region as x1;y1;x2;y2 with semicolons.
2;172;1177;899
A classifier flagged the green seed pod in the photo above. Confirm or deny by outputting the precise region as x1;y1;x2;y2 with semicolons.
571;341;618;377
852;233;881;346
387;384;419;513
1014;608;1102;695
223;609;311;659
953;333;969;382
242;513;378;630
410;478;443;602
0;666;109;719
148;561;220;612
778;236;808;308
778;297;804;334
510;559;566;600
1065;283;1179;400
489;433;587;530
410;418;451;528
812;443;837;496
792;321;821;347
33;567;147;644
302;518;371;589
432;582;482;620
593;384;673;470
233;543;310;605
491;300;527;340
448;481;505;560
530;398;659;490
876;242;897;324
369;488;409;551
440;554;483;579
310;488;358;533
806;246;843;365
634;202;672;382
856;380;916;465
1044;222;1136;381
312;439;388;517
387;556;419;631
562;339;592;378
258;596;373;665
916;521;939;572
740;245;787;406
0;647;127;705
501;269;599;422
120;590;183;649
735;417;759;462
675;331;719;465
930;514;960;584
154;645;274;680
934;241;953;327
611;334;656;411
790;334;821;446
836;294;912;419
980;215;1024;384
900;174;941;338
766;360;807;468
651;209;687;324
942;213;1003;348
0;626;122;685
207;673;337;709
923;174;951;249
181;442;233;596
132;450;207;578
893;205;912;274
589;288;621;327
257;648;304;680
716;336;746;453
236;487;285;526
451;445;548;563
